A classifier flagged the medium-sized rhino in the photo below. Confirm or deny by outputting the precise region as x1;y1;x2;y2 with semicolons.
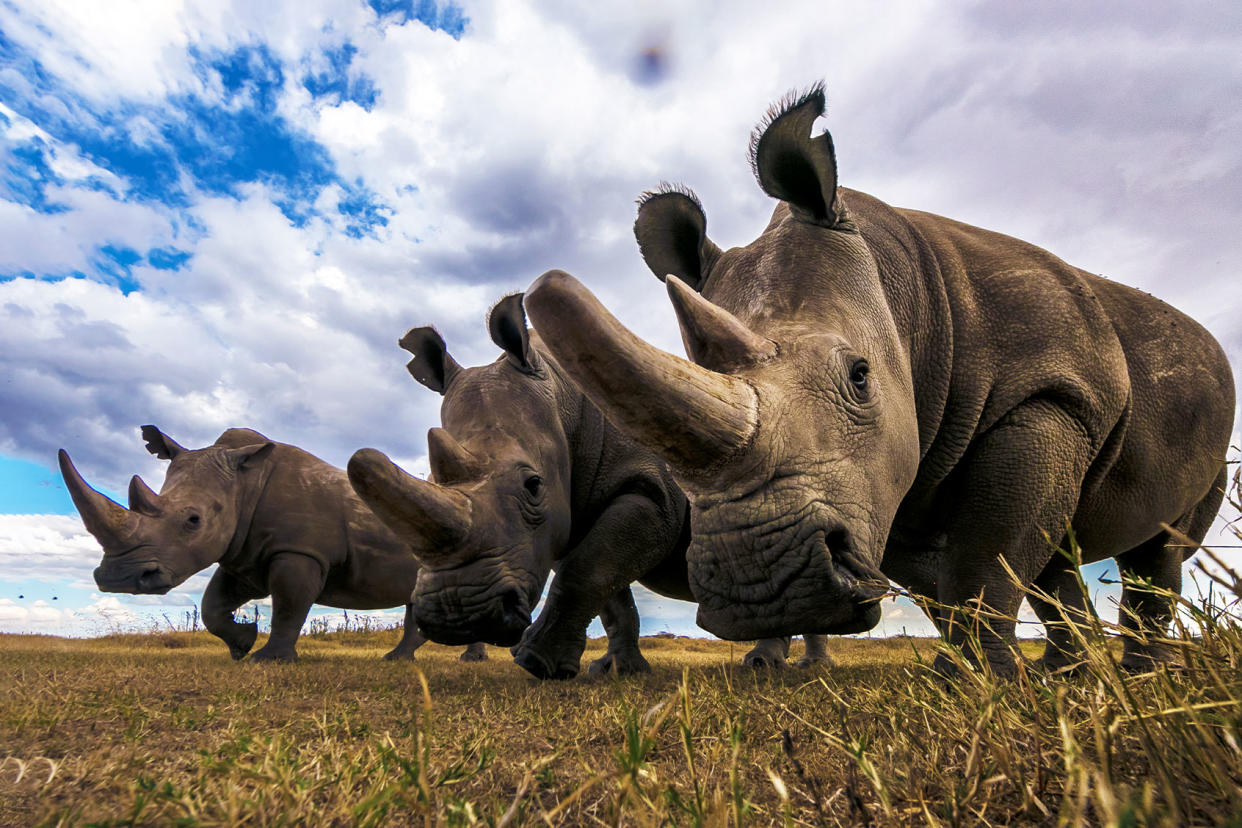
60;426;487;663
348;295;828;678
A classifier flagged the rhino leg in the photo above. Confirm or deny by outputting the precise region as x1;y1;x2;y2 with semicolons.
587;587;652;676
201;569;264;660
1118;474;1224;671
383;603;427;661
931;400;1095;679
795;634;834;668
249;553;325;664
1028;552;1096;675
459;642;489;661
742;637;790;668
513;493;678;680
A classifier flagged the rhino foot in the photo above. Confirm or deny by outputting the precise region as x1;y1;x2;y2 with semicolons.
931;651;1018;681
587;650;651;677
1033;656;1088;677
226;622;259;660
249;645;298;664
1120;645;1183;673
459;644;489;662
513;644;579;680
795;653;836;669
742;652;786;669
382;648;417;662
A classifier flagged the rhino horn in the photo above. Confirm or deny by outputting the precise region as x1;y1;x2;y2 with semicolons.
665;275;777;372
348;448;472;550
427;428;482;485
127;475;164;517
58;449;141;549
523;270;758;474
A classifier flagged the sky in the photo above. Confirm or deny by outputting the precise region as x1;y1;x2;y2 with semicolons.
1;0;1239;641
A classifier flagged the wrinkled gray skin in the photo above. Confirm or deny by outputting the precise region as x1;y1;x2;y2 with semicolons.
61;426;487;664
348;296;828;678
524;85;1236;677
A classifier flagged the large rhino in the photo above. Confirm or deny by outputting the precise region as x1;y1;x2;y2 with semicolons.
524;85;1236;676
59;426;487;663
347;295;828;678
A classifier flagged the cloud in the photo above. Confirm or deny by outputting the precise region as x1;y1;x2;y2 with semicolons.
0;514;102;587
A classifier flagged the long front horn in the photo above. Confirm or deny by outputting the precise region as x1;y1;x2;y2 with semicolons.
58;450;141;550
348;448;472;553
523;270;758;474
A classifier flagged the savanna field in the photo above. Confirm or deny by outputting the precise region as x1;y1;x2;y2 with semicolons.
3;560;1242;828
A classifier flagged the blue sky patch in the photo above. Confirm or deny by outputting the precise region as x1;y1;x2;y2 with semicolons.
303;42;379;110
146;246;193;271
93;245;143;295
337;180;391;238
0;455;77;515
368;0;468;38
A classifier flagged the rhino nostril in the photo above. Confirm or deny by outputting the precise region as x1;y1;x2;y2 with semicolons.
137;567;163;587
498;589;530;630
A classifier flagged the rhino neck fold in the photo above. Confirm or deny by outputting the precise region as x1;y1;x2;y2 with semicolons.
217;455;277;577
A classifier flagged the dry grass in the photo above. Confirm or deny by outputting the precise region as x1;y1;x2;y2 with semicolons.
1;617;1239;827
3;469;1240;826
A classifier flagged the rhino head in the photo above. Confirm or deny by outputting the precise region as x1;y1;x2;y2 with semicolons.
348;295;572;647
61;426;274;594
524;86;920;640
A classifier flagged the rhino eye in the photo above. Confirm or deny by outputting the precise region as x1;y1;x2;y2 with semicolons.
184;513;202;531
849;360;870;392
523;475;544;498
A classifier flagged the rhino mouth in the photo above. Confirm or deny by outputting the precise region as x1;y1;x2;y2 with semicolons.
691;526;885;640
93;551;177;595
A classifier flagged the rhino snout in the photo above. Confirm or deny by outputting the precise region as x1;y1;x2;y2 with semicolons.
412;579;533;648
93;560;175;595
689;524;885;640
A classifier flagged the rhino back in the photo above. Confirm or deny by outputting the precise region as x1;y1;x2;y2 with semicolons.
232;443;421;608
850;191;1232;556
1071;276;1234;556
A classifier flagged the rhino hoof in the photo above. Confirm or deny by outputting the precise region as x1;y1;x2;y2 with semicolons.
1119;649;1184;674
250;646;298;664
514;647;578;681
1032;655;1088;677
588;651;652;676
795;654;836;669
227;622;259;660
742;652;786;669
460;648;489;662
382;648;417;662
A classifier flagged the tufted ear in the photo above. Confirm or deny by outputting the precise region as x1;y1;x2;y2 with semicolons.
399;327;462;395
487;293;538;374
634;186;722;292
749;83;847;228
140;425;186;460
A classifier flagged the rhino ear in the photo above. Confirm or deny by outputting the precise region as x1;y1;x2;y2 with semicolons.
223;441;275;472
140;425;186;460
634;186;722;292
487;293;538;374
750;83;847;228
399;327;462;395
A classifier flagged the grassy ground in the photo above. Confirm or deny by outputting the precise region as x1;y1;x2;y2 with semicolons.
2;609;1241;827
